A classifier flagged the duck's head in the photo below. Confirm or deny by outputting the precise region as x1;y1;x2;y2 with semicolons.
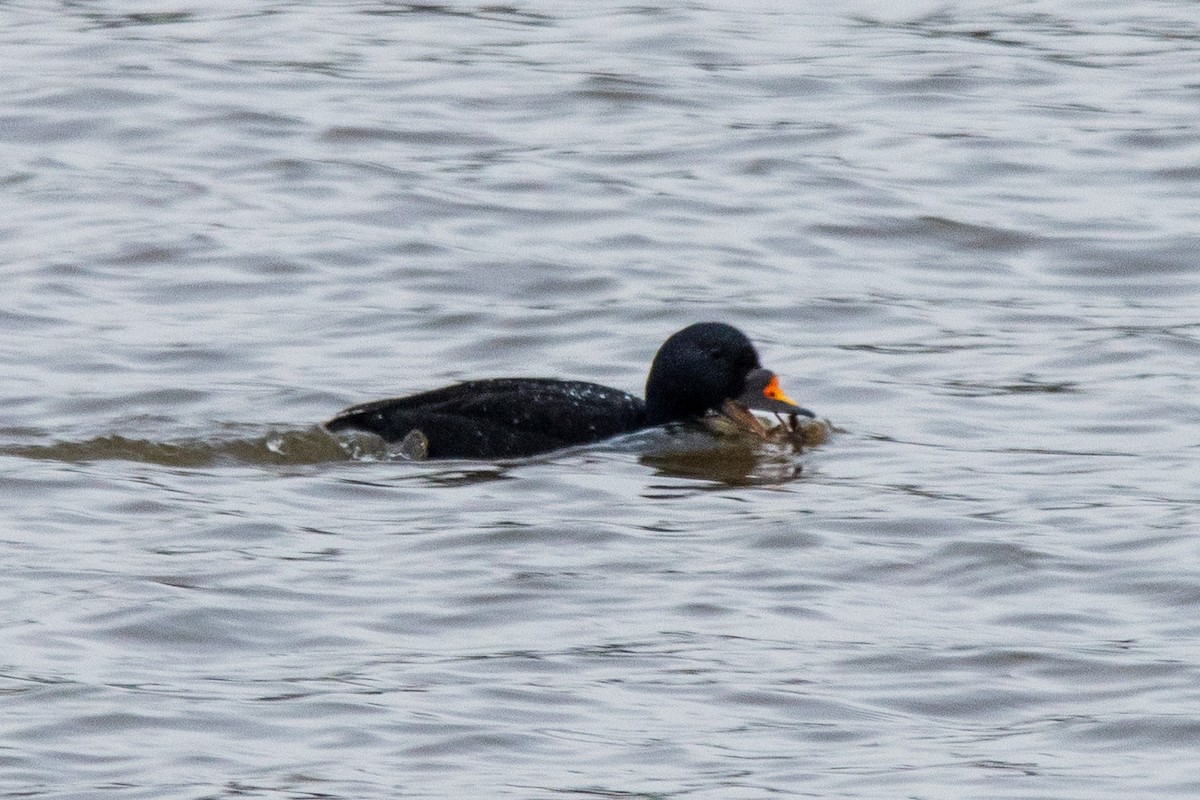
644;322;813;425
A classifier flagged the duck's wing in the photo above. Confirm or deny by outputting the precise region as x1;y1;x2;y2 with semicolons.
325;379;647;458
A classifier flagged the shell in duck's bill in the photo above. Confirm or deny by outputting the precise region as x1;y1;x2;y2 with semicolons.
706;398;830;449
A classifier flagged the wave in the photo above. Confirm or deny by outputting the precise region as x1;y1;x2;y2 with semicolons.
0;425;392;467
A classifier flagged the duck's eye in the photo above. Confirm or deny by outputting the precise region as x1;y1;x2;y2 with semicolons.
708;347;725;360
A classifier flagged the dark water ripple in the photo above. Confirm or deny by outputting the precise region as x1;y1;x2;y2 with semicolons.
3;2;1200;799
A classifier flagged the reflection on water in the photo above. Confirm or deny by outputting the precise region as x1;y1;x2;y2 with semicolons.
641;446;804;487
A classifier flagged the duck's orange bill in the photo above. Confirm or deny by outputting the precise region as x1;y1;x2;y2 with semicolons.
762;375;798;406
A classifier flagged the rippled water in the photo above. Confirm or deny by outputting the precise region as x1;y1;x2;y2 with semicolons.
3;2;1199;798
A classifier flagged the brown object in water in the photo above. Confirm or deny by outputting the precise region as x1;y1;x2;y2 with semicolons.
396;429;430;460
718;398;772;438
713;399;831;449
772;413;830;447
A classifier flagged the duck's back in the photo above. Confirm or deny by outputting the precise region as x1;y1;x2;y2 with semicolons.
325;378;648;459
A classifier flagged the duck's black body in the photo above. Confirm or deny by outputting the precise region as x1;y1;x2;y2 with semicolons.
325;322;811;459
326;378;646;459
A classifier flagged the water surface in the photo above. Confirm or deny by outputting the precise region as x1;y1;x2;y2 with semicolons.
3;3;1199;798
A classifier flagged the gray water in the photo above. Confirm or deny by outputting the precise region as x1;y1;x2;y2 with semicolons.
3;2;1200;798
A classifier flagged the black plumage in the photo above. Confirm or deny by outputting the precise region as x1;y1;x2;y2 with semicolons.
325;322;811;459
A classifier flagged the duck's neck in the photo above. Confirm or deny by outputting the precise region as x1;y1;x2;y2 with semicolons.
644;384;707;426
